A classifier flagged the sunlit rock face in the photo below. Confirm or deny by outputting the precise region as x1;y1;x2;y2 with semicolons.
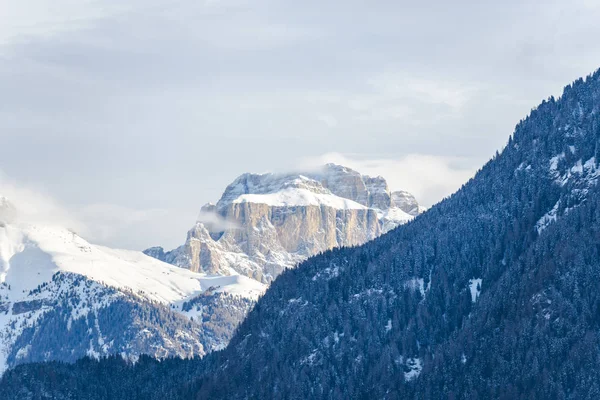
146;164;422;283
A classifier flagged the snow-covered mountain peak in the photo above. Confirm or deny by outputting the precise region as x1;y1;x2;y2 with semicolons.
147;164;421;283
0;222;263;304
0;219;266;373
215;164;415;213
216;172;327;210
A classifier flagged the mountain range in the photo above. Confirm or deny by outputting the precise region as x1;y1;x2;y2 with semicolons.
0;166;418;375
2;69;600;399
0;211;264;374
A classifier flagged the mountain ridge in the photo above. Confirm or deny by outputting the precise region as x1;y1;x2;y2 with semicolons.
0;218;264;374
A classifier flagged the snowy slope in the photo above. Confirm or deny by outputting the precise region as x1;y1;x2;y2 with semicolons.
232;187;368;209
0;218;265;374
0;223;263;304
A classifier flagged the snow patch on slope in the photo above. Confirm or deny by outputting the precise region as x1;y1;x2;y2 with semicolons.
469;278;482;303
539;156;600;233
404;357;422;381
536;201;560;233
404;278;425;297
1;223;263;304
197;275;264;300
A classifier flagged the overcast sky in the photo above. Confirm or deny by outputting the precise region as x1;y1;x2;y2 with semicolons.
1;0;600;250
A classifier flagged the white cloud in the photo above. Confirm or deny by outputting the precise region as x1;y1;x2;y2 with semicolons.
2;0;600;251
367;72;477;110
75;203;195;250
317;114;338;127
0;0;127;47
0;172;194;251
77;203;168;241
0;172;87;233
197;209;240;232
302;72;479;127
352;103;413;122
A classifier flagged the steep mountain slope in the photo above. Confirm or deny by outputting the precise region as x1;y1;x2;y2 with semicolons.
3;70;600;400
145;164;420;283
0;213;264;374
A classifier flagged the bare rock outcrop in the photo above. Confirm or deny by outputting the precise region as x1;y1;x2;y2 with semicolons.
145;165;422;283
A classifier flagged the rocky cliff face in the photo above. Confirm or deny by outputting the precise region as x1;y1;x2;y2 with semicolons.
390;190;424;216
146;164;421;283
314;164;392;209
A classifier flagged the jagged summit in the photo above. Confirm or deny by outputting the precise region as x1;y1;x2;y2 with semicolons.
145;164;422;283
214;163;416;213
313;163;392;209
391;190;423;216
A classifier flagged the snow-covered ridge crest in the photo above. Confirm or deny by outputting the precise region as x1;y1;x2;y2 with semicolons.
0;220;265;374
0;223;262;304
232;187;368;210
215;172;350;210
